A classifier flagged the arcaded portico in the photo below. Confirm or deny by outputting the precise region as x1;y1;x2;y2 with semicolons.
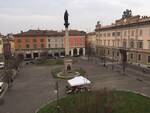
70;47;85;56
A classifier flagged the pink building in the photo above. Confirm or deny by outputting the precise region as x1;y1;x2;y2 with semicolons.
64;30;86;56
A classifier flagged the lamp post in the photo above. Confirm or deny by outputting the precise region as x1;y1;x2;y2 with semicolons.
120;48;127;75
103;47;106;67
111;48;114;70
54;79;60;113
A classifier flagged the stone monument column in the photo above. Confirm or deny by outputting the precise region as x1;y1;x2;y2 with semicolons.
64;10;70;56
64;10;73;72
65;27;69;56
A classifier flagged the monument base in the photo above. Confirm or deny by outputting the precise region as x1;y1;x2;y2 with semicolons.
64;58;73;73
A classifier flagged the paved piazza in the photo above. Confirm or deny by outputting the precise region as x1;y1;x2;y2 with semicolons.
1;58;150;113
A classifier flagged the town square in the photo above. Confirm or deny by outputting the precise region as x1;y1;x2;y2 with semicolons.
1;0;150;113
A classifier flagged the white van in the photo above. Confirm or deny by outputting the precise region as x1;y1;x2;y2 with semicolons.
0;62;4;69
0;82;4;93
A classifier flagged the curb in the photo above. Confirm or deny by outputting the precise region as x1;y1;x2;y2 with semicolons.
34;95;66;113
116;89;150;98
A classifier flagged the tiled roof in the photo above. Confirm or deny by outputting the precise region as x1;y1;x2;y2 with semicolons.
14;29;86;37
14;30;64;37
87;32;96;36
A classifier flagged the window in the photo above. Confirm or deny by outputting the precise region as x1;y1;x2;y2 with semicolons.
48;44;51;48
108;50;110;55
117;32;121;37
138;54;141;61
41;44;44;48
130;40;134;48
117;39;120;47
112;40;115;46
26;44;30;48
17;39;21;43
33;44;37;49
0;40;2;45
123;40;127;48
40;39;44;42
104;40;106;46
117;52;119;56
131;54;133;59
148;56;150;63
48;39;51;42
112;32;115;37
33;38;36;42
137;40;143;49
113;51;115;57
148;41;150;49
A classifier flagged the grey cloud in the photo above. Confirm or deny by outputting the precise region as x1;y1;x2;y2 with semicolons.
0;0;150;34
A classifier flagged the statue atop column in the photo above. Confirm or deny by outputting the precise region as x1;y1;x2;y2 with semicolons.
63;10;72;72
122;9;132;19
64;10;70;28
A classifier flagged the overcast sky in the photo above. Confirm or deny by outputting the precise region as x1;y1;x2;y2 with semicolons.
0;0;150;34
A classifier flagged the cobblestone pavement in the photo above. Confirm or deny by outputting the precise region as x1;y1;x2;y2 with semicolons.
1;58;150;113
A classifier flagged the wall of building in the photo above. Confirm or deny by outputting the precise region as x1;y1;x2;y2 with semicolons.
95;17;150;67
47;36;63;49
64;35;86;56
0;36;3;57
0;37;3;54
14;36;47;50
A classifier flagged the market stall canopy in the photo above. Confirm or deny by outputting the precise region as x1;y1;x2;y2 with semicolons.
68;76;91;87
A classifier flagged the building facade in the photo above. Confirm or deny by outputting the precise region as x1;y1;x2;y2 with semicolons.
86;32;97;54
46;32;65;57
64;30;86;56
0;35;3;59
95;11;150;67
14;30;47;59
14;29;86;59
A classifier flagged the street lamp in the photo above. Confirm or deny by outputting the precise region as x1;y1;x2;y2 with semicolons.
120;48;127;75
103;47;106;67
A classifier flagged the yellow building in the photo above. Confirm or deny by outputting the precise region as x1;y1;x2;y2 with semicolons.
0;34;4;59
87;32;96;49
95;10;150;67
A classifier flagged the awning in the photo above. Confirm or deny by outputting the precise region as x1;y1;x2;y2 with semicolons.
68;76;91;87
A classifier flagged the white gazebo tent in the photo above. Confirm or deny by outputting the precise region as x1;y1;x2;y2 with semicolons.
67;76;91;87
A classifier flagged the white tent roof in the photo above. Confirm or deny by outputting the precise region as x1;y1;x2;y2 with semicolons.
68;76;91;87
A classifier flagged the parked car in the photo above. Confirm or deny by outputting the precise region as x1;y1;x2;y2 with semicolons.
60;55;65;58
0;82;4;94
0;62;4;69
